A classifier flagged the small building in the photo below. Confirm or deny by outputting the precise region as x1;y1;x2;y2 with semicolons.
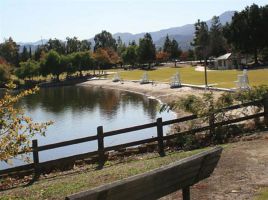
214;53;240;69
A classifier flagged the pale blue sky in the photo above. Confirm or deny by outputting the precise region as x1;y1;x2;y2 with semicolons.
0;0;267;43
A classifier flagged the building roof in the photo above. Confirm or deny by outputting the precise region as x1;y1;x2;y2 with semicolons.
216;53;232;60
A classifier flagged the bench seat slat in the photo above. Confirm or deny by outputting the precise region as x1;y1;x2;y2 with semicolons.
66;147;223;200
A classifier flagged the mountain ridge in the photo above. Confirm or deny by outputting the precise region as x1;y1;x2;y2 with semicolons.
19;10;235;51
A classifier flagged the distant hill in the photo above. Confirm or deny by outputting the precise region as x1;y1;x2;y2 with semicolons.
112;11;235;50
19;11;235;52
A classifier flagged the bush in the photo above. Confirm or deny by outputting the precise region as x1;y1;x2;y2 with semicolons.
0;64;11;85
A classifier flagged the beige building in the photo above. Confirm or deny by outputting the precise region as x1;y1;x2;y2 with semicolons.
214;53;239;69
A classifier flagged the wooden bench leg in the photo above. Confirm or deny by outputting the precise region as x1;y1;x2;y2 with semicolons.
182;187;190;200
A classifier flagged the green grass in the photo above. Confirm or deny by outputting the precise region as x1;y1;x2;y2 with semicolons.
255;188;268;200
0;148;212;200
107;66;268;88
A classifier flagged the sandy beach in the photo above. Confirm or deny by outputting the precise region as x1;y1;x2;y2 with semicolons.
78;79;220;105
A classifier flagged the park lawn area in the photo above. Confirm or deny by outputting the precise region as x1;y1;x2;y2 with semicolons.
255;188;268;200
0;148;212;200
108;66;268;89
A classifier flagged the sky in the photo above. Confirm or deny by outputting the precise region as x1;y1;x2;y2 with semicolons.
0;0;267;43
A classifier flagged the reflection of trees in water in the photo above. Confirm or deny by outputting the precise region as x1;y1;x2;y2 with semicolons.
20;86;158;120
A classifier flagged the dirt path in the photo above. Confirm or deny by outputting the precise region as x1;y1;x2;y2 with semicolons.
162;131;268;200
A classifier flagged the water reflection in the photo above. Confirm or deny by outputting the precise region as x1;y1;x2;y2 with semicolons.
21;86;158;120
1;85;175;169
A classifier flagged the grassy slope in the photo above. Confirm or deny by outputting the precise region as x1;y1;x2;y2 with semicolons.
108;67;268;88
0;148;212;200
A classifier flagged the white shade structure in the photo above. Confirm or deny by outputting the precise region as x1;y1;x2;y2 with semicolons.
170;71;181;88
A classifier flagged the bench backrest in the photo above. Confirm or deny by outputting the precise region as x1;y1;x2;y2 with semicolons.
66;147;223;200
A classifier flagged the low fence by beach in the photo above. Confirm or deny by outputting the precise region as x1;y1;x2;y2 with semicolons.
1;95;267;178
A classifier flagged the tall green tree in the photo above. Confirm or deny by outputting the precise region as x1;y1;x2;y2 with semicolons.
66;37;81;54
224;4;266;64
137;33;156;68
45;38;66;54
209;16;227;57
192;20;210;62
94;31;117;51
71;51;94;76
0;37;19;66
122;44;138;68
192;20;210;86
80;40;91;51
170;39;181;67
20;46;29;62
163;35;172;53
40;50;64;81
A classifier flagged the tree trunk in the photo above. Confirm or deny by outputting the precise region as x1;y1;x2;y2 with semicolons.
174;60;177;67
254;49;258;65
56;74;60;82
204;58;208;87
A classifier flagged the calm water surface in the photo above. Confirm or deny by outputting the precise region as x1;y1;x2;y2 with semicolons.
1;86;175;169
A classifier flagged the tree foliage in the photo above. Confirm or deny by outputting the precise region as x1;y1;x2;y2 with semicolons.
209;16;227;57
0;37;19;66
0;83;52;162
40;50;64;80
192;20;210;61
224;4;268;64
137;33;156;67
94;31;117;51
16;60;40;80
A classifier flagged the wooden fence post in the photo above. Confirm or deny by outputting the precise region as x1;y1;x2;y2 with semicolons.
182;187;190;200
97;126;105;169
209;113;215;136
264;93;268;127
32;139;40;180
157;118;165;157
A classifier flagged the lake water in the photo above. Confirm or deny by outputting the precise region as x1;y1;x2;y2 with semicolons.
1;85;175;169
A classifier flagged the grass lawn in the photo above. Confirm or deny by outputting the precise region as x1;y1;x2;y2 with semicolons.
107;66;268;89
255;188;268;200
0;148;213;200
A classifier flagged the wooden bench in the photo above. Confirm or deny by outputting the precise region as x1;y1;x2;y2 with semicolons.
65;147;222;200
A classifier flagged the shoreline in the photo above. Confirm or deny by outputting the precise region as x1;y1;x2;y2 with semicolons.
78;79;221;107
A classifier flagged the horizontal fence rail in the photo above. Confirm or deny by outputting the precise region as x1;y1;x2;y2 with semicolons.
1;96;267;177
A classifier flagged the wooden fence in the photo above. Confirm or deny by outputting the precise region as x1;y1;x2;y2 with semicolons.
1;95;267;178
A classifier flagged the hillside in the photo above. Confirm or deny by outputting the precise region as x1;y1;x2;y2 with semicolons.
19;11;235;51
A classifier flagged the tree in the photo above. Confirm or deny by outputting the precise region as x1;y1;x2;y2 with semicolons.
209;16;227;57
156;51;170;63
71;51;94;76
121;44;138;68
80;40;91;51
94;31;117;51
45;38;66;54
20;46;29;62
163;35;181;66
170;39;181;67
16;60;40;80
137;33;156;68
192;20;210;62
0;83;52;162
40;50;64;81
163;35;172;53
0;37;19;66
93;48;111;74
0;64;11;85
66;37;81;54
192;20;210;86
224;4;266;64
